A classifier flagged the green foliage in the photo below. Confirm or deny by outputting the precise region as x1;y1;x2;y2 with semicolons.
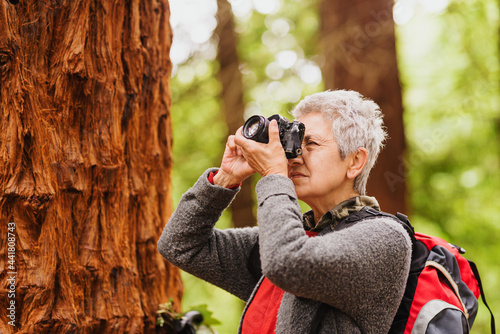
170;59;227;203
156;299;220;333
188;304;222;327
236;1;324;116
397;0;500;332
156;299;177;329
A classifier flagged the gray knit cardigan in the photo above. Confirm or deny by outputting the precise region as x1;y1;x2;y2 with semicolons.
158;169;412;334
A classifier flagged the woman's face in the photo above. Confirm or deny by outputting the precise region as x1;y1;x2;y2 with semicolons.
288;112;355;212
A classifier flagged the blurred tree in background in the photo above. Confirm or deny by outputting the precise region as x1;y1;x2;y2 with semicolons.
320;0;407;214
169;0;499;333
216;0;256;228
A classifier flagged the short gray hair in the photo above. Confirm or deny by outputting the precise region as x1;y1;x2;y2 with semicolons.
291;90;387;195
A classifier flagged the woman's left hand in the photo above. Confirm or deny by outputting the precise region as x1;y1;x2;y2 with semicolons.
234;120;289;178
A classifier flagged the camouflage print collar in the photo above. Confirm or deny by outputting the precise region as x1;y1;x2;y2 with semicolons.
303;196;380;232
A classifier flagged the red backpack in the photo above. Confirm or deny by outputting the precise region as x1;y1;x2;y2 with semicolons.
310;207;496;334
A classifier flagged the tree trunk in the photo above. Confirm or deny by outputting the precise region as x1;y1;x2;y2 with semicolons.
215;0;256;228
319;0;408;214
0;1;182;333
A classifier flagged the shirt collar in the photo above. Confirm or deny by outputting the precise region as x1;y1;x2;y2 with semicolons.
303;196;380;232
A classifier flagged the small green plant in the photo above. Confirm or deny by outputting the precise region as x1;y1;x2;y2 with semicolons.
156;299;220;334
156;299;178;330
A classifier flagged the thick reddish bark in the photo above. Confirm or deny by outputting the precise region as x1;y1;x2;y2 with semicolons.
320;0;408;214
0;1;181;333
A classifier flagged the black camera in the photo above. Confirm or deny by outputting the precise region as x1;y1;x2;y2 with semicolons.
242;114;306;159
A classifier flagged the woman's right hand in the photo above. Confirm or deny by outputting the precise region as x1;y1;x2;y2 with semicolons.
213;128;256;188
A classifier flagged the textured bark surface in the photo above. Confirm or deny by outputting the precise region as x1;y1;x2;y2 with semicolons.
320;0;408;214
215;0;256;228
0;1;182;333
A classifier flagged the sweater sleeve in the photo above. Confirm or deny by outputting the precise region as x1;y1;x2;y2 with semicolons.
157;168;260;301
255;174;412;333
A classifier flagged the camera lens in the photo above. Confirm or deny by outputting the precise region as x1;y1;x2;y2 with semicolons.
246;121;260;137
243;115;268;142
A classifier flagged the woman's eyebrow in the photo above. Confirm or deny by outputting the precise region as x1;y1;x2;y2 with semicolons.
302;134;314;143
303;133;334;145
304;133;326;142
303;134;318;141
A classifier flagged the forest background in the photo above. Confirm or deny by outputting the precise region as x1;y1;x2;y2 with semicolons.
169;0;499;333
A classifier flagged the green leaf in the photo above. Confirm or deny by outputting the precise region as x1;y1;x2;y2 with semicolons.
188;304;222;326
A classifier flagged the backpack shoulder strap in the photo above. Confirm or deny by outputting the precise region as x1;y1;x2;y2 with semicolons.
468;260;496;334
334;207;416;242
309;302;329;334
335;206;430;277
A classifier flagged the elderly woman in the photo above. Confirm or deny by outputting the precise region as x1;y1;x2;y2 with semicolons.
158;90;412;333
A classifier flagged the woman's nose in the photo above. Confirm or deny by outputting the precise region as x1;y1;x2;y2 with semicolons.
287;154;304;166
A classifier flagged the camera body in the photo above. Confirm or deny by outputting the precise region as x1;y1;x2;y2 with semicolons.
242;114;305;159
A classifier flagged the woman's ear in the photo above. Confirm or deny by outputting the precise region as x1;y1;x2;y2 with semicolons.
346;148;368;180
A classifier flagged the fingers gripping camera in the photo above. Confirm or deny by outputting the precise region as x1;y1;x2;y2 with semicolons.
242;114;306;159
